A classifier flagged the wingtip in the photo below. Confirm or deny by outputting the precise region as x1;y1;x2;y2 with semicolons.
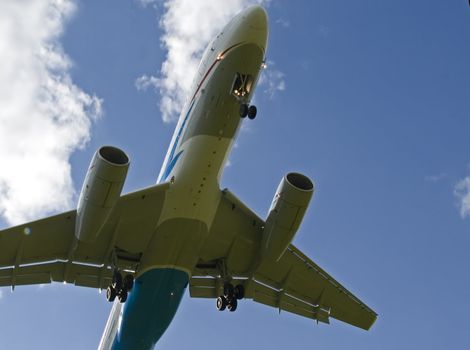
365;313;378;331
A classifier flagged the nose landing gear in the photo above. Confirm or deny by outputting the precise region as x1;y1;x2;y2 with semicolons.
232;72;257;120
106;271;134;303
216;283;245;312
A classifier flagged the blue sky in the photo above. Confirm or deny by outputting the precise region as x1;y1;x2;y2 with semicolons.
1;1;470;349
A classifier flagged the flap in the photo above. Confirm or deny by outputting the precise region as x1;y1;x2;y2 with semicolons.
0;261;113;290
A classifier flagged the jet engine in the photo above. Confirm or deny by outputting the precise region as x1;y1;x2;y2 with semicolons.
75;146;129;242
261;172;314;261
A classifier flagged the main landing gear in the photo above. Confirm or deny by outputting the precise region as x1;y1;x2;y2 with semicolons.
239;104;257;120
216;282;245;312
106;271;134;303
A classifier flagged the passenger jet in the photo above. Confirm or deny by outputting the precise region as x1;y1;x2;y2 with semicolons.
0;5;377;349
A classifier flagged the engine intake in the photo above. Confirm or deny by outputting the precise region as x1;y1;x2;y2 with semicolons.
261;172;314;261
75;146;129;242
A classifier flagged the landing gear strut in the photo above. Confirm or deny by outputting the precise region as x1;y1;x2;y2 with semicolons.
106;271;134;303
216;282;244;312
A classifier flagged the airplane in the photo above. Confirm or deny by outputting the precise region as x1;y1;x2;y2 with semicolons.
0;5;377;350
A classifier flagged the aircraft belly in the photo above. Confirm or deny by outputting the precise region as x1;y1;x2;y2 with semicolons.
137;218;208;275
110;268;188;350
158;135;233;226
106;40;266;350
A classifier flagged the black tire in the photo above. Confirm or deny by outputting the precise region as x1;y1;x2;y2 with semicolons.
228;298;238;312
112;272;123;290
123;274;134;291
248;105;257;119
234;284;245;300
118;289;128;303
239;104;248;118
216;296;227;311
223;283;234;297
106;286;116;302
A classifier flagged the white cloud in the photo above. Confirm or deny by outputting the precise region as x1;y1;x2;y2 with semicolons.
318;24;330;38
425;173;447;183
275;18;290;28
0;0;102;225
135;74;159;92
259;61;286;99
136;0;288;123
455;177;470;219
0;289;3;300
136;0;158;8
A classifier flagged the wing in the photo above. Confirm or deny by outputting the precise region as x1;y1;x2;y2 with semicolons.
190;189;377;330
0;183;169;290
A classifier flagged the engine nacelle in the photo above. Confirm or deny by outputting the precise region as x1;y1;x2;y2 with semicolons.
261;172;314;261
75;146;129;242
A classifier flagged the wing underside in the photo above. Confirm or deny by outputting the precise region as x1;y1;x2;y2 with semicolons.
0;183;169;290
0;183;377;330
191;189;377;330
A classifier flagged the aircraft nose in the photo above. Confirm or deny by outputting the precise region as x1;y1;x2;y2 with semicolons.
242;5;268;31
236;5;268;51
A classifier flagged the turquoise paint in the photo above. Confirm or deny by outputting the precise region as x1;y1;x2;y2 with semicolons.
111;268;189;350
159;99;195;183
162;150;183;182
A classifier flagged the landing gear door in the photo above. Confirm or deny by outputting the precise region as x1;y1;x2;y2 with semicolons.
231;73;253;102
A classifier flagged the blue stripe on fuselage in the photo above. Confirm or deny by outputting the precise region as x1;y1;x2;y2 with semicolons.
111;268;189;350
162;150;183;182
160;99;196;182
159;43;243;184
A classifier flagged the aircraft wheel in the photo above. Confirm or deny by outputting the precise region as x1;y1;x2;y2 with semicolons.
247;105;257;119
227;298;238;312
239;104;248;118
123;274;134;291
234;284;245;300
216;296;228;311
106;286;117;302
118;289;128;303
